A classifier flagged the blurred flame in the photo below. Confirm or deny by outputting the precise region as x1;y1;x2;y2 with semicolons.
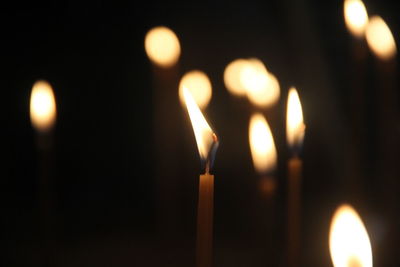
144;26;181;67
30;80;57;133
183;87;216;162
249;113;277;174
365;16;397;60
224;58;251;96
224;58;280;107
286;87;305;149
329;204;373;267
344;0;369;38
241;59;280;108
179;70;212;109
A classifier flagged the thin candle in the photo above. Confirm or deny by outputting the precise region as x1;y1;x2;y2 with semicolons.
183;87;218;267
286;87;305;267
249;113;277;195
30;80;57;265
144;26;182;234
249;113;278;264
329;204;373;267
343;0;369;187
365;15;398;234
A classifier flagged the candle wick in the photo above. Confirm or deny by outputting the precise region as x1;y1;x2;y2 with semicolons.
205;160;210;175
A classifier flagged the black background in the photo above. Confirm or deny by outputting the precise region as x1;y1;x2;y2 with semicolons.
2;0;400;266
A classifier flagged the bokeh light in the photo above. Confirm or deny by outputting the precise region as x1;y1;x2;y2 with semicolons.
144;26;181;67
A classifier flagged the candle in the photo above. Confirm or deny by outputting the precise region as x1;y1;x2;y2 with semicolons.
144;26;182;235
30;80;57;264
30;80;57;209
365;16;398;257
343;0;369;192
249;113;277;196
248;112;278;264
329;204;373;267
183;87;218;267
286;87;305;267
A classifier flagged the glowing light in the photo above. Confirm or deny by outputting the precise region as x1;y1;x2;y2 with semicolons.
183;87;216;161
365;16;397;60
241;59;280;108
249;113;277;174
179;70;212;109
344;0;369;38
223;58;251;96
144;26;181;67
286;87;305;149
329;204;373;267
30;80;57;133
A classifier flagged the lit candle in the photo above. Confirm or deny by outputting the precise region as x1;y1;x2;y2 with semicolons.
144;26;182;234
249;112;278;264
365;15;398;232
329;204;373;267
365;16;396;62
286;87;305;267
30;80;57;262
249;112;277;197
183;87;218;267
343;0;369;184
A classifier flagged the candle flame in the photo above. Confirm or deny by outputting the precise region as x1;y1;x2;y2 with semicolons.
344;0;369;38
249;113;277;174
241;59;280;108
183;87;218;170
286;87;305;150
365;16;397;61
30;80;57;133
179;70;212;109
144;26;181;67
224;58;280;107
224;58;251;97
329;204;373;267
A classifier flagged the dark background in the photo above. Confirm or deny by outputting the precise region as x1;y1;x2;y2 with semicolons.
2;0;400;266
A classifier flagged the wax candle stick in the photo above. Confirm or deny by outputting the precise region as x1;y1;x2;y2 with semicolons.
196;171;214;267
183;87;218;267
286;87;305;267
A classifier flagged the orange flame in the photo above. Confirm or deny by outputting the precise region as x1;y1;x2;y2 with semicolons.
179;70;212;109
329;204;373;267
249;113;277;174
30;80;57;133
183;87;217;164
365;16;397;60
144;26;181;67
344;0;369;38
286;87;305;150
